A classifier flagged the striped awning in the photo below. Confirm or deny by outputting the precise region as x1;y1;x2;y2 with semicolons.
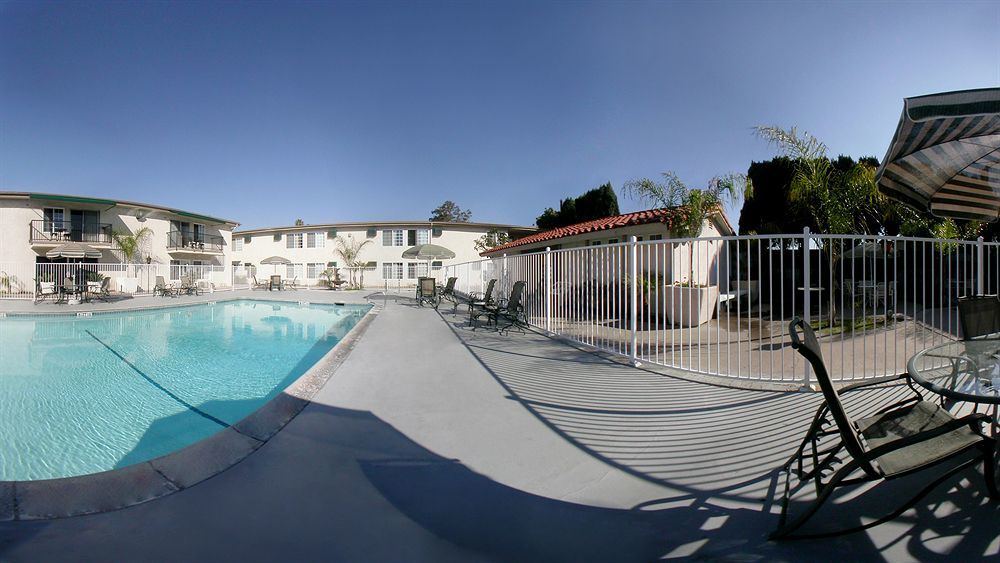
45;242;103;260
876;88;1000;222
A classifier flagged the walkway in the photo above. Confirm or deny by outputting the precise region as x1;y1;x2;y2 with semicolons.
0;290;996;561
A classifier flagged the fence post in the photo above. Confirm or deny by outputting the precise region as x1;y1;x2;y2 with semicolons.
977;236;985;296
545;247;552;334
629;235;639;366
802;227;811;387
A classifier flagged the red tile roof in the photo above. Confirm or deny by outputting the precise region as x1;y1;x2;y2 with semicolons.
483;207;711;255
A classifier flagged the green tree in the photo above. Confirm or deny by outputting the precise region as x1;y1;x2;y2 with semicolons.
473;229;512;253
294;218;305;226
430;201;472;222
624;171;749;284
111;227;153;263
535;183;621;229
753;126;888;235
333;235;373;289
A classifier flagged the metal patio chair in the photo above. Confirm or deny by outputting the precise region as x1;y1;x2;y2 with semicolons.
416;277;438;308
487;280;527;334
468;278;497;328
154;276;177;297
771;317;998;540
438;277;458;309
957;295;1000;340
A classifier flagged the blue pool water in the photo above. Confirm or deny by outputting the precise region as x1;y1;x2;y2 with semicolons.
0;300;370;481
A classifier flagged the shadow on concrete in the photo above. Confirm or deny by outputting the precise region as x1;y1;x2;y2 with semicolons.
434;307;1000;558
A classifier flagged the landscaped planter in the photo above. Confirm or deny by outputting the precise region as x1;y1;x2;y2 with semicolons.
664;284;719;327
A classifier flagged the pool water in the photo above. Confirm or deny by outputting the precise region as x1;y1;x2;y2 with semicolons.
0;300;370;481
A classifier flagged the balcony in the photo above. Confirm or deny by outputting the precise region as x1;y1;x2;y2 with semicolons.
167;230;225;254
29;220;113;246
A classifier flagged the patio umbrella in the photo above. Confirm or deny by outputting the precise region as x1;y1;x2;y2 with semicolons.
260;255;291;275
402;244;455;280
843;241;894;260
45;242;103;260
876;88;1000;222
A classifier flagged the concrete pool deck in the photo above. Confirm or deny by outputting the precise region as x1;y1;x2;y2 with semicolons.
0;289;998;560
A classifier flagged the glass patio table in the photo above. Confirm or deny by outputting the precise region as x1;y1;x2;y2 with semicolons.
908;339;1000;406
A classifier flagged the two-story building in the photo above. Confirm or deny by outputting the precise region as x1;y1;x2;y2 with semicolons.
0;192;239;294
232;221;536;288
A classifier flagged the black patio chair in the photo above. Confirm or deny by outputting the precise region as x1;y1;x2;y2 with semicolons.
438;277;458;309
957;295;1000;340
771;317;998;540
416;277;438;308
487;281;527;334
468;278;497;328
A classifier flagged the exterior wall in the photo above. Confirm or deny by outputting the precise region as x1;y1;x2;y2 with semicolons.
0;194;236;273
485;217;730;287
232;223;515;288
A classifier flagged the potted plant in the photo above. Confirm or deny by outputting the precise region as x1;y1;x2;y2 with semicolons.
625;171;750;327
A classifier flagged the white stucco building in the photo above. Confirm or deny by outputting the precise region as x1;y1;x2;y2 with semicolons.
232;221;536;288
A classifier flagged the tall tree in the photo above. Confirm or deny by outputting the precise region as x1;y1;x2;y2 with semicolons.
294;218;305;226
753;126;888;235
429;201;471;222
333;235;373;289
534;183;621;229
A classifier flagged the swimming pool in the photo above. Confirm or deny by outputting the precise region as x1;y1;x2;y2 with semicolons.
0;299;370;481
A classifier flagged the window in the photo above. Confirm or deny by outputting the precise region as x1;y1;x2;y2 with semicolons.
306;262;325;278
431;261;442;270
233;237;243;251
407;262;429;279
286;263;304;279
286;233;304;249
417;229;430;245
591;241;602;246
382;262;403;279
650;234;663;241
608;239;619;244
307;232;325;248
382;229;405;246
43;207;65;233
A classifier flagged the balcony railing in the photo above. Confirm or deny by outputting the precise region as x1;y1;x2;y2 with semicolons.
29;220;112;245
167;230;224;253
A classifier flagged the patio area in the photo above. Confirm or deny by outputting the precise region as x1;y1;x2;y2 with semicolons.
0;290;997;560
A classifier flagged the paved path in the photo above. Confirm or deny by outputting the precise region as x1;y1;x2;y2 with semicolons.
0;291;997;561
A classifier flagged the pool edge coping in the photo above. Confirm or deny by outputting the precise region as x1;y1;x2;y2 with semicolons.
0;300;380;521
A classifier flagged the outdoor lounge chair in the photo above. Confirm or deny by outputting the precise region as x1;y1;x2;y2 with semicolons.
34;280;58;303
468;278;497;328
154;276;177;297
416;277;438;308
94;277;112;302
486;280;527;334
251;274;270;290
177;274;201;296
771;317;998;540
438;277;458;309
957;295;1000;339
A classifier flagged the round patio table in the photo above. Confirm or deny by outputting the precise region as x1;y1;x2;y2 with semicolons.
908;339;1000;405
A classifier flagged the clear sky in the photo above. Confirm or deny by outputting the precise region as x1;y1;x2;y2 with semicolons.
2;1;998;231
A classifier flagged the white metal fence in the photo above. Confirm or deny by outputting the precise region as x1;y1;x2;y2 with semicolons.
0;263;244;300
445;230;995;385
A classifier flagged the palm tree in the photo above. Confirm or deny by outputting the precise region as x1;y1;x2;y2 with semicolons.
624;171;750;285
111;227;152;263
334;235;372;289
753;125;885;235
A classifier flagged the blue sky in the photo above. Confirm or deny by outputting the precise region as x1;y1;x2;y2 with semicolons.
2;1;998;231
